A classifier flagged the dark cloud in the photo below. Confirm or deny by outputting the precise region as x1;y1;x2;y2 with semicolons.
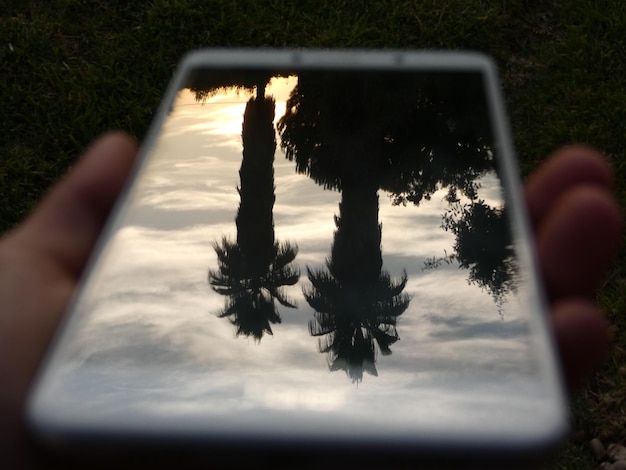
425;314;529;341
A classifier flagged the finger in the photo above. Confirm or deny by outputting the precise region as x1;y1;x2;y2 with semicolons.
16;132;138;279
526;146;613;228
551;299;611;389
0;132;137;400
0;133;138;462
536;185;623;300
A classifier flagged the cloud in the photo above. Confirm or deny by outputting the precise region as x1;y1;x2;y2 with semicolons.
425;314;529;341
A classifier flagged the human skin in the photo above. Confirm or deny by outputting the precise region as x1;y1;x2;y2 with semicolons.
0;134;622;466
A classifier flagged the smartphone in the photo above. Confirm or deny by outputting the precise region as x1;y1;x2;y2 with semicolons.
27;50;567;468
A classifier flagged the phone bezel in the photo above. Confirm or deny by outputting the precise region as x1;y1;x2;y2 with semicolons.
26;49;568;468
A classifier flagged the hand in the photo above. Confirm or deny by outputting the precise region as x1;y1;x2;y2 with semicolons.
526;145;623;386
0;133;138;467
0;136;621;466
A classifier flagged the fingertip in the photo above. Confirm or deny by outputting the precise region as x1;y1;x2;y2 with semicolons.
551;299;611;389
526;145;614;227
18;132;139;277
70;132;139;210
84;131;138;157
537;185;623;299
550;145;611;178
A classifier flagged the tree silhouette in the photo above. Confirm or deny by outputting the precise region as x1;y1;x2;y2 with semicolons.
208;94;299;340
210;237;299;340
278;71;517;311
306;179;410;382
275;70;519;378
277;73;425;380
186;69;293;103
425;200;518;310
278;71;495;202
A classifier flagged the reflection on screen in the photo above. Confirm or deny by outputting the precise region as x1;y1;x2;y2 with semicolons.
39;67;560;439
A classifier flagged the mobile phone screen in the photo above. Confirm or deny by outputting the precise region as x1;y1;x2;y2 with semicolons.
29;52;566;460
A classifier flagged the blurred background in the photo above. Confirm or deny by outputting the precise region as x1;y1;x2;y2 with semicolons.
1;1;625;468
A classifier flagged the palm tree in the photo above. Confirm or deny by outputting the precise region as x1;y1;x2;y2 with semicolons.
305;180;410;382
210;237;299;340
208;94;300;340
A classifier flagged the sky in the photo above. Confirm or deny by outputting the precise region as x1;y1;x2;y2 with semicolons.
32;74;564;444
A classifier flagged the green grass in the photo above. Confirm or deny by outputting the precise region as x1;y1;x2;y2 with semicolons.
2;1;626;468
0;0;514;227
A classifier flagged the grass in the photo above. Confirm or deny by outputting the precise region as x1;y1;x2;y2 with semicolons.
2;1;626;468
